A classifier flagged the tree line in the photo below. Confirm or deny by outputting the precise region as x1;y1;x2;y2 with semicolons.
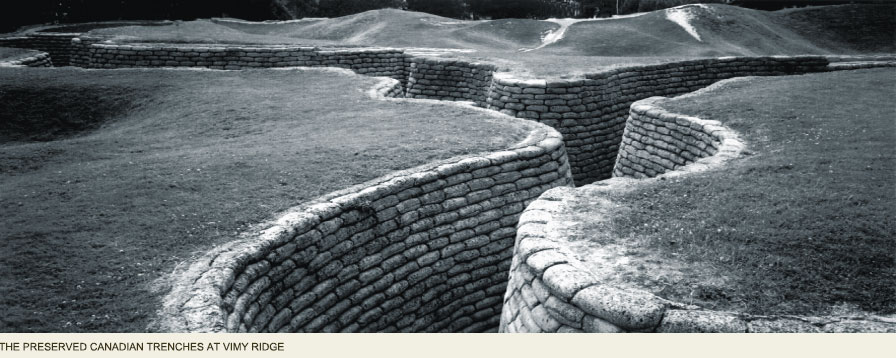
2;0;887;33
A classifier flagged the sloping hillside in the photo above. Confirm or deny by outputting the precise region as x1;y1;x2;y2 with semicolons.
549;4;896;57
220;9;558;50
88;4;895;73
215;4;895;55
775;4;896;53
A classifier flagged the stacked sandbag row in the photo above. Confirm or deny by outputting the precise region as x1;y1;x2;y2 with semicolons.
314;49;410;85
0;32;79;66
405;57;497;103
0;50;52;67
70;42;410;83
486;75;626;185
501;192;664;333
380;79;406;98
72;42;317;69
612;99;729;178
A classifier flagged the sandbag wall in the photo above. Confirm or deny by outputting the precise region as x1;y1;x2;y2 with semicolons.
404;57;496;103
379;79;406;98
486;76;626;185
69;41;411;84
612;98;730;178
0;33;79;66
0;51;52;67
499;97;746;333
499;95;896;333
483;56;830;185
501;195;665;333
158;126;573;333
0;37;32;52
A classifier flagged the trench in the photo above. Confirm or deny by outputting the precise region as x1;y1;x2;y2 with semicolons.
3;29;877;332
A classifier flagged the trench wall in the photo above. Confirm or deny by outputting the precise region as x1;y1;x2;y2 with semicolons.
405;57;496;103
499;93;896;334
159;121;573;332
0;33;79;66
609;58;896;179
612;98;735;178
69;42;411;84
484;57;830;185
66;41;500;103
0;50;52;67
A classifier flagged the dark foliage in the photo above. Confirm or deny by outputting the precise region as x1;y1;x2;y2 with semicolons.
732;0;892;11
468;0;548;19
407;0;467;18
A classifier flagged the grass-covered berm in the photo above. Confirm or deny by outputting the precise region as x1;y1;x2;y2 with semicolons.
0;67;531;332
570;68;895;316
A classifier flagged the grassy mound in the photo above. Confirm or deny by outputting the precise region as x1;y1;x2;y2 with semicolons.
590;69;895;316
450;19;556;50
214;9;557;50
105;9;558;50
270;8;461;43
0;67;531;332
87;4;895;77
548;10;710;57
550;4;895;57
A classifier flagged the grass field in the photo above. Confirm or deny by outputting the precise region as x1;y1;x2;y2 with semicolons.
0;67;531;332
574;68;895;316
